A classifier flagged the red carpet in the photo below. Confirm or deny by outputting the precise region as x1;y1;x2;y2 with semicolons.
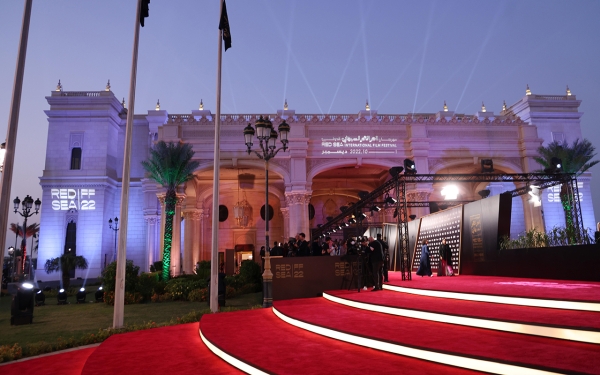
389;273;600;302
81;323;240;375
327;289;600;330
201;308;481;375
274;298;600;374
0;346;96;375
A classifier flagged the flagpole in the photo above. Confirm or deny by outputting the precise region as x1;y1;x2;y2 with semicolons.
210;0;225;313
113;0;142;328
0;0;32;292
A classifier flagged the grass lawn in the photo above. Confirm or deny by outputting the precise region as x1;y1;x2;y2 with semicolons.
0;290;262;347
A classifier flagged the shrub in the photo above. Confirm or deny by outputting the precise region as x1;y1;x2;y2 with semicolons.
149;261;163;274
187;288;208;302
151;292;172;302
0;344;22;363
136;272;161;301
101;260;140;293
165;276;208;300
239;260;262;285
225;285;237;299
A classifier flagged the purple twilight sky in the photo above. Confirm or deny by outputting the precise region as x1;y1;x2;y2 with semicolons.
1;1;599;252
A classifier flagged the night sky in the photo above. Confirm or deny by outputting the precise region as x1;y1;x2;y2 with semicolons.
1;1;599;252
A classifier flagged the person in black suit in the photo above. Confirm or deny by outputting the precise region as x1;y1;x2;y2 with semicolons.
295;233;310;257
271;241;283;257
439;238;454;276
377;234;389;282
368;236;384;291
259;246;266;271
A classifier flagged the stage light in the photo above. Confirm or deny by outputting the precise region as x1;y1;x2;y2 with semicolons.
95;286;104;302
358;191;370;200
371;205;381;212
317;224;323;228
337;225;342;230
480;159;494;173
57;288;68;305
384;194;397;205
357;212;367;221
528;185;542;207
389;166;404;177
76;287;87;304
332;228;337;233
11;282;35;325
404;159;416;174
344;222;349;227
409;214;417;220
478;189;491;199
35;289;46;306
545;157;563;174
348;218;356;224
441;185;459;200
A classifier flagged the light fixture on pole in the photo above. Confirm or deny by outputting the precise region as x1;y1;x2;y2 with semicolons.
243;116;290;308
13;195;41;279
233;170;250;228
108;217;119;263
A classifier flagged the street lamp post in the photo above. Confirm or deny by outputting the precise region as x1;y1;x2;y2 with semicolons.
108;217;119;263
244;116;290;308
7;246;15;282
13;195;41;280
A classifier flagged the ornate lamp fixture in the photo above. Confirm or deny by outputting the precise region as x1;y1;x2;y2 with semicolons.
233;170;251;227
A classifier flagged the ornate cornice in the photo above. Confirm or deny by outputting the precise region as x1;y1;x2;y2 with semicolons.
407;191;431;202
285;192;312;205
182;209;204;220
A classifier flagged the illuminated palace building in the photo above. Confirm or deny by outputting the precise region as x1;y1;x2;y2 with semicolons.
36;86;595;280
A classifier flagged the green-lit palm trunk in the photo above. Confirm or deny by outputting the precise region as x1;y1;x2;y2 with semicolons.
559;183;577;244
162;189;177;280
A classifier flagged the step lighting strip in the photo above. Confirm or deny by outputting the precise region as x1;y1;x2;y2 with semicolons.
272;307;562;375
323;292;600;344
199;328;268;375
383;284;600;312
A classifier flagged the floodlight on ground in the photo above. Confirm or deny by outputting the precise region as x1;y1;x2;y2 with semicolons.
441;185;459;200
35;289;46;306
57;288;68;305
76;287;87;304
404;159;417;174
95;286;104;302
11;283;35;325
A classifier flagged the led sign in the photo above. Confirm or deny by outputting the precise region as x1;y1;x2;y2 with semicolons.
51;188;96;210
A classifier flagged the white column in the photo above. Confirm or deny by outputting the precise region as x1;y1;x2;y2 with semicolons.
144;215;159;272
192;209;203;266
182;209;202;274
285;192;312;238
280;207;289;241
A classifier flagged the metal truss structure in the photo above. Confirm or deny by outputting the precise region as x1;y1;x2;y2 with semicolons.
312;172;585;281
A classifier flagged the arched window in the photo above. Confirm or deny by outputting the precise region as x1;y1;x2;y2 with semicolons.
70;147;82;170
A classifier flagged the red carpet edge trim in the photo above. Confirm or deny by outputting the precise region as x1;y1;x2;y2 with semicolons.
323;292;600;344
271;306;569;375
199;327;271;375
0;343;100;367
382;284;600;312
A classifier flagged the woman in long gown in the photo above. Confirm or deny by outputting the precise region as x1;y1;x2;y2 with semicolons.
416;239;432;277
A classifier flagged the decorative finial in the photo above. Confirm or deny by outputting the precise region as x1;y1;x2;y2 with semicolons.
566;85;572;96
155;99;160;111
121;98;126;108
284;99;288;111
105;80;111;91
526;84;531;96
502;100;507;111
56;80;62;92
481;102;486;113
443;100;448;112
199;99;204;110
365;100;370;111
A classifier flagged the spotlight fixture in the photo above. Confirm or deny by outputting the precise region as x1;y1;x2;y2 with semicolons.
370;205;381;212
404;159;417;174
441;185;459;200
480;159;494;173
35;289;46;306
357;212;367;221
337;225;342;230
343;222;349;227
528;185;542;207
332;228;337;233
384;194;397;205
95;286;105;303
545;157;563;174
348;218;356;224
389;166;404;177
317;224;323;228
76;287;87;304
57;288;68;305
11;283;35;325
409;214;417;220
478;189;491;199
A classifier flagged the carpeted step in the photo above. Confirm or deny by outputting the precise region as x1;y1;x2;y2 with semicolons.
386;273;600;311
273;297;600;375
0;346;97;375
200;308;482;375
82;323;240;375
324;289;600;344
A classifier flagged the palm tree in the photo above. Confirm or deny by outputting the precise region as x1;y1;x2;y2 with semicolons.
141;141;199;280
9;223;23;249
20;223;40;273
44;252;88;290
534;139;599;242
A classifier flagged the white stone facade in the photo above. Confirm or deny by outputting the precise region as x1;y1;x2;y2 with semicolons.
36;89;595;280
